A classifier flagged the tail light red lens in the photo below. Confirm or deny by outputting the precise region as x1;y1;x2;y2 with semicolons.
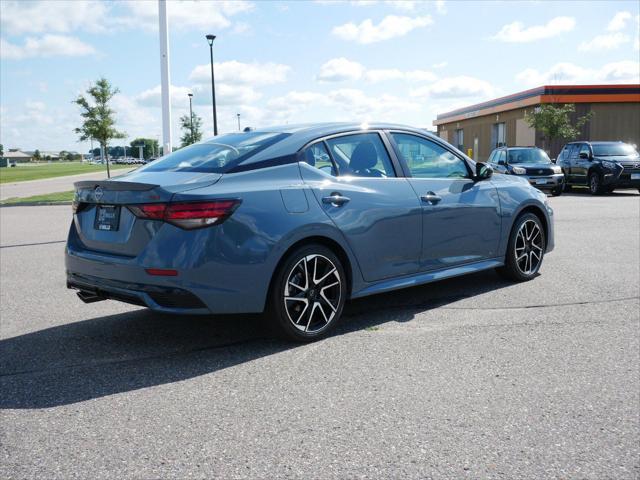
128;200;240;229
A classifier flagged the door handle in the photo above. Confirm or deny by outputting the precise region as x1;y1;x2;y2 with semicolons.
322;193;350;206
420;192;442;205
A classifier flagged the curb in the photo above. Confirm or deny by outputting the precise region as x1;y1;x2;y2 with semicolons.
0;201;73;207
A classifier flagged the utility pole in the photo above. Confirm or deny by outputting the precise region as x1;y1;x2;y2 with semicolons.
188;93;194;144
158;0;172;155
237;113;241;132
206;34;218;136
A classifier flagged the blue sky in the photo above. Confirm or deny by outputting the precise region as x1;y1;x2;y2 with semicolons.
1;0;639;152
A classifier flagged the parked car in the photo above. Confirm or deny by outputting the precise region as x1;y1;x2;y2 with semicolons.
487;146;565;196
66;123;554;341
557;141;640;194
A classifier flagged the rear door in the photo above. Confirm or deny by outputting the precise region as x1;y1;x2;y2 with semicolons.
299;132;422;282
574;143;592;184
387;132;501;272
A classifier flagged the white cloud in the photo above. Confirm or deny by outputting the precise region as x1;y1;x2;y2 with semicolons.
607;11;633;31
365;68;437;83
189;61;290;86
136;83;262;109
578;32;630;52
432;61;448;69
435;0;446;14
117;0;254;32
0;35;96;60
332;14;432;44
410;76;496;99
492;16;575;43
317;58;365;82
0;0;108;35
515;60;640;86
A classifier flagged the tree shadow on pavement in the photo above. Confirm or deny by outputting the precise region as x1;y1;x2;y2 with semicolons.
1;270;513;409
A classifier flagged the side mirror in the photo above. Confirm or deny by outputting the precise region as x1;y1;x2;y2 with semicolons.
475;162;493;181
579;152;590;159
551;158;557;163
498;160;506;166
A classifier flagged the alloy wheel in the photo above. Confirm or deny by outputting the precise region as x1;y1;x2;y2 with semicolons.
590;174;599;194
514;219;543;275
283;254;342;333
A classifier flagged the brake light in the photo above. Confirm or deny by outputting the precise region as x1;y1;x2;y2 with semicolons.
128;200;240;229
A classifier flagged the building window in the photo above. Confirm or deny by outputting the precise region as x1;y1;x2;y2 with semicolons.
492;122;506;148
454;129;464;151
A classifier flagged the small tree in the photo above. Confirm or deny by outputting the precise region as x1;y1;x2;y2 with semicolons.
73;77;126;177
525;104;593;152
130;138;160;159
179;112;203;148
33;149;41;162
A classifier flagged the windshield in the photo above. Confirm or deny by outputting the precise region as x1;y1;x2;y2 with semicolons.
141;132;289;173
507;149;551;164
592;143;638;157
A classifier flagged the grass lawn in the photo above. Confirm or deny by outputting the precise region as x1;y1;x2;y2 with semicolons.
0;162;132;184
0;190;75;205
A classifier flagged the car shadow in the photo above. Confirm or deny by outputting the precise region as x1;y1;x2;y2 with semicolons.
1;270;513;409
561;187;639;197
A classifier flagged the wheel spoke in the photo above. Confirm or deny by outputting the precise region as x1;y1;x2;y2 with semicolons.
315;267;337;286
320;291;338;313
305;303;318;332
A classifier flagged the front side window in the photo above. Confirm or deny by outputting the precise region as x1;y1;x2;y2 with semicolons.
579;144;591;157
142;132;288;173
497;150;507;165
391;133;469;179
325;133;395;178
302;142;336;176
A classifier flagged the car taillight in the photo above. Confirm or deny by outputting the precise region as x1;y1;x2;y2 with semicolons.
128;200;241;229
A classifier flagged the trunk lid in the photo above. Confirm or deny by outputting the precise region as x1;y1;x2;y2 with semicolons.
73;171;222;257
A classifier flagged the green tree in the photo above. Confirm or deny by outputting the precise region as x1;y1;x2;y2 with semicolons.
0;144;3;158
179;112;203;148
130;138;160;160
73;77;126;177
33;149;42;162
525;104;593;152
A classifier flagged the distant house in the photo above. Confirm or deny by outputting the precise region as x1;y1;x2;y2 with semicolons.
4;150;33;163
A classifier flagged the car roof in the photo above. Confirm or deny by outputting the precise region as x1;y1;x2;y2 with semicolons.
566;141;625;145
202;122;439;164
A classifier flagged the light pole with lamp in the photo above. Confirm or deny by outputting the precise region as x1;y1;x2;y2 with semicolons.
237;113;241;132
205;34;218;136
188;93;194;144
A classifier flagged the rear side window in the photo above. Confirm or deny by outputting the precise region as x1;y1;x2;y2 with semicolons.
303;142;337;176
391;133;470;179
142;132;289;173
325;133;396;178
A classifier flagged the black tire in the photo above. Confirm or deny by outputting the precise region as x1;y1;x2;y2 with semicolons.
589;172;604;195
496;213;546;282
563;182;572;192
268;244;347;342
551;186;563;196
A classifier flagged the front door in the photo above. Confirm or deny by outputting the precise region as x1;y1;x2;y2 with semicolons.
299;132;422;282
573;143;592;184
387;132;502;271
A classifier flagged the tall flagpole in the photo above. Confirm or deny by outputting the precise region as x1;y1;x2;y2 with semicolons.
158;0;172;155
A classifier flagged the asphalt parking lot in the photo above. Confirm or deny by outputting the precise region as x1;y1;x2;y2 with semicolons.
1;190;638;479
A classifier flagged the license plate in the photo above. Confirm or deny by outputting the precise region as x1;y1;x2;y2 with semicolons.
94;205;121;231
631;173;640;180
534;179;548;185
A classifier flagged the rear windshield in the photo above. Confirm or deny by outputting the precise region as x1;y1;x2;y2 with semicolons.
141;132;289;173
507;148;551;164
592;143;638;157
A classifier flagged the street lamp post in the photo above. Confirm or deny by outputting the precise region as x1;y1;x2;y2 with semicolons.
188;93;194;144
205;34;218;136
237;113;241;132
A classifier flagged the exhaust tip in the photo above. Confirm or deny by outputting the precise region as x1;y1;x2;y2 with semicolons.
76;290;105;304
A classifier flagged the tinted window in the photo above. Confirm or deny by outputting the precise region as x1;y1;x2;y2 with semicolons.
325;133;395;178
507;148;551;164
569;144;580;159
579;144;591;157
142;132;288;173
302;142;336;176
497;150;507;164
487;151;496;164
592;143;639;156
391;133;469;179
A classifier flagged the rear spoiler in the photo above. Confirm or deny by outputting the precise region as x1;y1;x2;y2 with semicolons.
74;180;158;191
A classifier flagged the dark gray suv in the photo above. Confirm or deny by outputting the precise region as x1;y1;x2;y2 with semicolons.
557;141;640;194
487;146;565;196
